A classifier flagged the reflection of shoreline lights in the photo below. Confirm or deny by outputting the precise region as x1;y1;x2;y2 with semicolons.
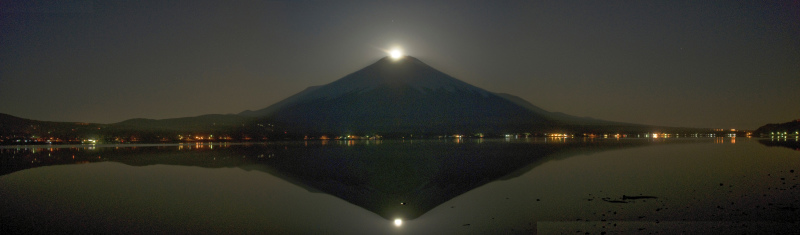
547;133;570;137
394;219;402;227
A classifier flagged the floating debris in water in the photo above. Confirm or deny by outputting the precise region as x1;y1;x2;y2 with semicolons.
622;195;658;200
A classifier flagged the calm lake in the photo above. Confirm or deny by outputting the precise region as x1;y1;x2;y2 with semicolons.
1;137;798;234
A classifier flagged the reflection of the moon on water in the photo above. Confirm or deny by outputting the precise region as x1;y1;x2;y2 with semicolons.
2;138;799;234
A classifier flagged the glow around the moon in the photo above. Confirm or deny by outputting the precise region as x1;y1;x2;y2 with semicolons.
389;49;403;59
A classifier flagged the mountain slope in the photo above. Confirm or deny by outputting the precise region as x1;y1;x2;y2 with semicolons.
493;93;631;126
754;119;800;136
241;56;493;117
242;56;555;134
0;113;104;138
109;114;254;132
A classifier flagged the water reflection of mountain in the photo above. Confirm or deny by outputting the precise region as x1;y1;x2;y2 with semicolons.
0;139;657;220
757;139;800;151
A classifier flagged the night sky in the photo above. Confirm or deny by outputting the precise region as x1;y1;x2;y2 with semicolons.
1;1;798;130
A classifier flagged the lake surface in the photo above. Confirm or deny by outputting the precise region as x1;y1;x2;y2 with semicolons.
1;137;799;234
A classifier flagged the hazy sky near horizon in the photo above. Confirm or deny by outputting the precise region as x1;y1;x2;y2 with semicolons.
1;1;798;129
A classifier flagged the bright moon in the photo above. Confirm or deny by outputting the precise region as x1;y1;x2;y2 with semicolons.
394;219;403;226
389;49;403;59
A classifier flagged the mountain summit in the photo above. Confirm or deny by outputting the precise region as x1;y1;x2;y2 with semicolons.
315;56;491;95
241;56;555;135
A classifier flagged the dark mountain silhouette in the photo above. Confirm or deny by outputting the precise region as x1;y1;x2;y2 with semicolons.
107;114;254;132
754;119;800;136
0;113;103;139
2;56;710;140
0;113;254;135
0;113;277;143
240;56;638;135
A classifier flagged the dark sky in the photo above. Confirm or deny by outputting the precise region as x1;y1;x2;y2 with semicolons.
1;1;798;129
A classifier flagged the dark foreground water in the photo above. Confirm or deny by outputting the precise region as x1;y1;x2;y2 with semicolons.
1;137;798;234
